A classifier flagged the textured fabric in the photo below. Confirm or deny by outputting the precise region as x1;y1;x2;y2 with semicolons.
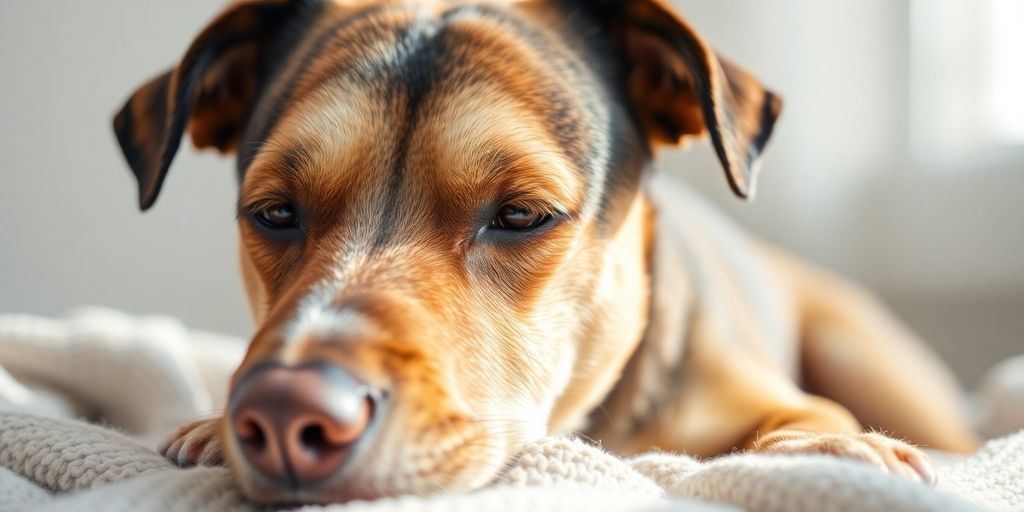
0;308;1021;512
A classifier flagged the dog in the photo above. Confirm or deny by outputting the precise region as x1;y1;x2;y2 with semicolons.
112;0;980;504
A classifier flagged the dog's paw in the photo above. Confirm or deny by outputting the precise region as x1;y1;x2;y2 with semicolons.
753;431;937;486
159;417;226;468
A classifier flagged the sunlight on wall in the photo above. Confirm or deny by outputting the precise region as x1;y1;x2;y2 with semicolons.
984;0;1024;144
911;0;1024;164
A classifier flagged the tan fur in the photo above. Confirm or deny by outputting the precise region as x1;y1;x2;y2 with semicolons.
585;174;978;468
114;0;979;504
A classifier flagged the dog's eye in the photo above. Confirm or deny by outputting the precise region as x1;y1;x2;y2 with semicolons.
491;205;548;231
255;204;298;229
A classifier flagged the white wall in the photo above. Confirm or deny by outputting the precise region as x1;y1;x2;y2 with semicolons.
671;0;1024;296
1;1;1021;382
0;1;251;334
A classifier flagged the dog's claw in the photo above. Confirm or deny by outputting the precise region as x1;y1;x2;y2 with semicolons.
159;417;225;468
754;431;938;486
896;441;937;486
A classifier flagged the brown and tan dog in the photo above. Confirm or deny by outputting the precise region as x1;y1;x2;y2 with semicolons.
113;0;979;504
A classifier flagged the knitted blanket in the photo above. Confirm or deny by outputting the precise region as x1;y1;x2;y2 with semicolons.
1;308;1021;512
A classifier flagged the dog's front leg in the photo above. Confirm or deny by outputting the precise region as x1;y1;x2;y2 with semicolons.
645;327;937;485
159;416;226;467
742;398;937;485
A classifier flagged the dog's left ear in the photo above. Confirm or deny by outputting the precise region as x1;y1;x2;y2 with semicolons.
590;0;782;199
113;1;303;211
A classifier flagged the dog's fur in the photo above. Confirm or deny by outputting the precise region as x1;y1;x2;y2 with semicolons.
113;0;979;504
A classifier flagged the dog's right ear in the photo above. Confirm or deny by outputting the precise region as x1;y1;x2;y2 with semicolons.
113;1;305;211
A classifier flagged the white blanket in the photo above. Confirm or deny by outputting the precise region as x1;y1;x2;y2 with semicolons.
0;308;1021;512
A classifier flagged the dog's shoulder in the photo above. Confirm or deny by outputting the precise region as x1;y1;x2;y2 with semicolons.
647;171;797;352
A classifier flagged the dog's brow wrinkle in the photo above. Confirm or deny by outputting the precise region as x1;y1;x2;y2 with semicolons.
257;142;316;178
281;146;312;177
370;17;449;251
238;4;392;175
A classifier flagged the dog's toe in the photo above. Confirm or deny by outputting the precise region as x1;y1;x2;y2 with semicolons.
754;431;937;486
159;417;225;468
884;436;937;486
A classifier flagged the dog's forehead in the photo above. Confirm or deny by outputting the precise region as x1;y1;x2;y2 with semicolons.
242;2;616;213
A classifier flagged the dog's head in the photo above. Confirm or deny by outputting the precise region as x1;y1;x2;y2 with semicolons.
114;0;779;503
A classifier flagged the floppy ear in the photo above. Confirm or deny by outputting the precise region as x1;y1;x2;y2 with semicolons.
113;0;300;211
592;0;782;199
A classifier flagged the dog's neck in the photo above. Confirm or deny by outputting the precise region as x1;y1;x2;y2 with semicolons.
578;190;695;450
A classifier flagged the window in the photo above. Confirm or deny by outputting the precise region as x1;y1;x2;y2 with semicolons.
910;0;1024;168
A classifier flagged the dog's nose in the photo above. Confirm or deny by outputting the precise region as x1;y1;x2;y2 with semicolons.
229;364;374;485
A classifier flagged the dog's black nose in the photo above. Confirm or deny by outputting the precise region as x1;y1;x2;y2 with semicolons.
229;364;374;485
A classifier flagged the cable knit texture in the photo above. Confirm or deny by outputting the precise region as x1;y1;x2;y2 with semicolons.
0;308;1021;512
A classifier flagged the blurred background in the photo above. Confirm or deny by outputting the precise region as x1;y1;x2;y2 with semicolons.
0;0;1021;387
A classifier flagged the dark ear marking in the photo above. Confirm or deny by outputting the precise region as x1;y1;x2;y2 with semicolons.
111;0;303;211
585;0;782;199
113;70;173;210
690;54;782;199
